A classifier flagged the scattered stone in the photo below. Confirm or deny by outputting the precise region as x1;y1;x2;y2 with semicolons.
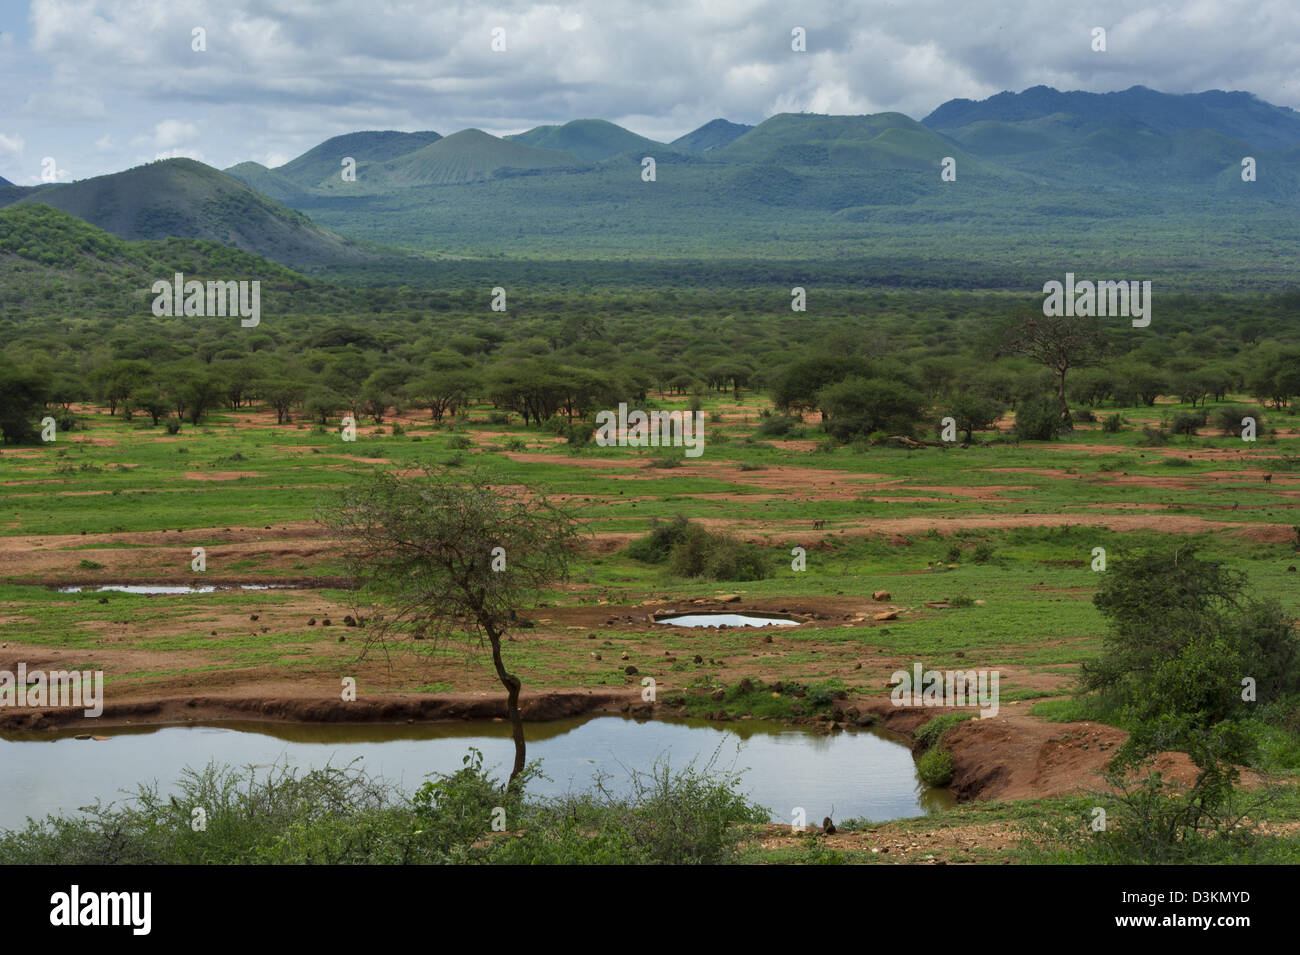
322;618;331;626
250;614;259;621
308;618;316;626
874;610;899;621
620;651;630;661
737;678;755;694
74;734;91;741
344;615;357;627
338;636;346;643
872;590;890;601
823;817;836;835
762;634;773;643
711;689;726;701
693;654;703;664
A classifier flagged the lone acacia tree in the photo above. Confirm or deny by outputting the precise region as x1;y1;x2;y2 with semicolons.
322;468;580;785
997;312;1108;426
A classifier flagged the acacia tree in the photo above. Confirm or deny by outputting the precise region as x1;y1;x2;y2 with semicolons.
998;313;1107;425
322;468;581;785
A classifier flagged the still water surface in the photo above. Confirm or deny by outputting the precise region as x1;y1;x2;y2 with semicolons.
0;715;954;830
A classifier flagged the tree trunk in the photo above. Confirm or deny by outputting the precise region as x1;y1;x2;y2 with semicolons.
1056;371;1072;425
487;627;526;784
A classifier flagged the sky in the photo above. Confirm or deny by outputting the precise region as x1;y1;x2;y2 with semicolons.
1;0;1299;184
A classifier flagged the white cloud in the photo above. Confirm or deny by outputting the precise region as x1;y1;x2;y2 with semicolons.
7;0;1300;178
152;119;200;149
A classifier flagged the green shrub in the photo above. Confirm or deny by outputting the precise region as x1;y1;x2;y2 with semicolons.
625;515;692;563
1101;413;1126;433
756;414;798;437
916;747;954;786
914;712;977;752
1169;410;1205;436
1138;425;1170;446
1013;396;1063;441
1210;405;1257;436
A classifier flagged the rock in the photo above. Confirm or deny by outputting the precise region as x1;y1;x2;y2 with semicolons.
874;610;899;621
250;614;259;621
717;594;741;603
762;634;773;643
74;733;91;740
344;615;357;627
92;735;110;741
955;651;965;658
693;655;703;664
338;636;346;643
592;653;602;661
872;590;891;601
620;651;630;660
322;618;332;626
823;817;836;835
974;599;988;605
711;689;726;701
308;618;316;626
854;662;862;670
737;678;755;694
624;665;638;675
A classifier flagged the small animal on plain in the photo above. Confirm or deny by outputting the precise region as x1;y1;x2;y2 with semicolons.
1232;502;1239;511
1264;474;1273;484
813;520;825;530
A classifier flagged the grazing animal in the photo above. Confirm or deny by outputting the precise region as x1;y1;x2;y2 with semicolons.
1233;502;1239;511
1264;474;1273;484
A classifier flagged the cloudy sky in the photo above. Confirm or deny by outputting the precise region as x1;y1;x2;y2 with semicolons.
1;0;1298;183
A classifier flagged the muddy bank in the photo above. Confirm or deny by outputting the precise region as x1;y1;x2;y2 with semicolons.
857;697;1206;802
0;689;633;732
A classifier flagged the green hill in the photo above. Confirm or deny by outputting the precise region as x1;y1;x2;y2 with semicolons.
376;129;587;185
275;130;443;187
0;203;311;320
670;119;754;155
223;161;312;203
713;112;944;163
2;158;370;267
506;119;663;162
